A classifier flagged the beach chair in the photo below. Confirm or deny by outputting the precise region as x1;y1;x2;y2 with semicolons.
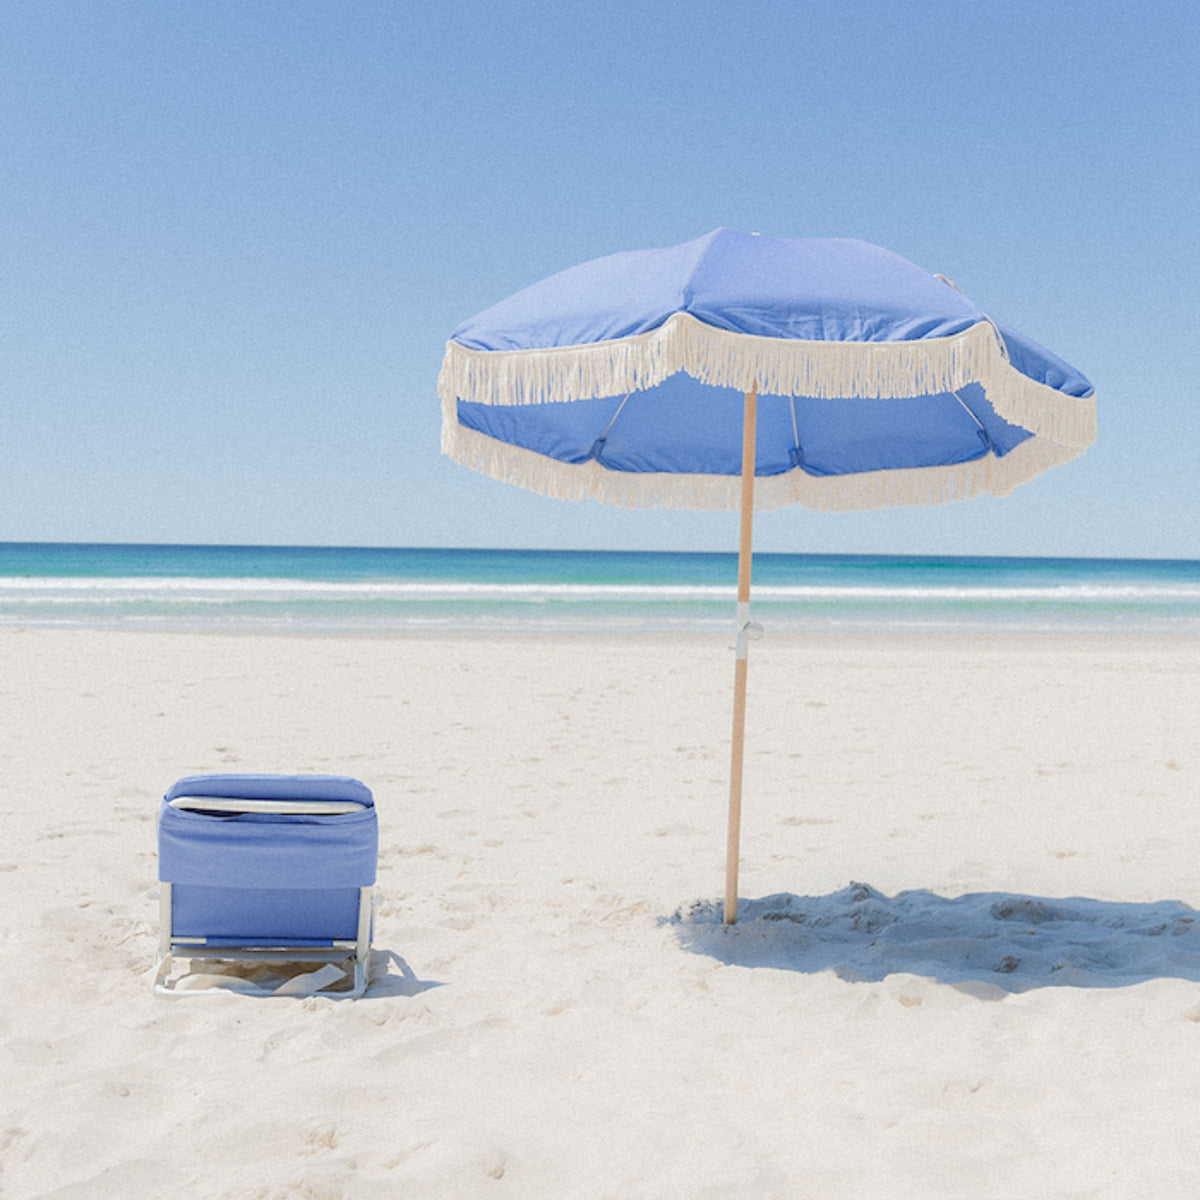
154;773;378;997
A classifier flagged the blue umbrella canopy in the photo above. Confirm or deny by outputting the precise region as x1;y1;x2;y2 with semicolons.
439;228;1095;511
438;229;1096;922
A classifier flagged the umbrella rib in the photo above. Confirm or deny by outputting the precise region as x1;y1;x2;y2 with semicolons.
600;390;634;440
950;388;996;454
788;394;803;466
589;389;634;462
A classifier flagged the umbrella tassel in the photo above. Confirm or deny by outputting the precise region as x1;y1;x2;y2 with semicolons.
441;314;1095;450
444;401;1088;516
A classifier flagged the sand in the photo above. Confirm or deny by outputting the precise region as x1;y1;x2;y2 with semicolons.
2;627;1199;1198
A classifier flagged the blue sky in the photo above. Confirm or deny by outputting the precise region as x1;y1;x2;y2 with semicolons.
3;2;1196;558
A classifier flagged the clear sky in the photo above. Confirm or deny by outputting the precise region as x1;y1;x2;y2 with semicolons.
3;1;1197;558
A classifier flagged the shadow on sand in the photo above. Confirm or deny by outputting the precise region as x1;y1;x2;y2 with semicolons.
364;950;445;999
667;883;1200;995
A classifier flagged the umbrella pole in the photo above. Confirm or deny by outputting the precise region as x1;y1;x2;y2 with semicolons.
725;384;757;925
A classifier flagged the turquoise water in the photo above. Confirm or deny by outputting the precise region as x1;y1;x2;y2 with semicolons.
1;543;1199;635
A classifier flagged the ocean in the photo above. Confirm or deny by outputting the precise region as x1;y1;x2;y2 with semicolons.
1;543;1199;636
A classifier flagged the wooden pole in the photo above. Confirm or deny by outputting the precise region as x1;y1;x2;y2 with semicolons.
725;384;757;925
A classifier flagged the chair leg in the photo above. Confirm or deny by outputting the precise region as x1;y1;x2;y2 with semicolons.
158;884;173;957
353;885;374;996
153;883;174;994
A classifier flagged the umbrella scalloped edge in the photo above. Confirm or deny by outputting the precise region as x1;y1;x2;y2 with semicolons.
438;313;1097;450
440;414;1089;513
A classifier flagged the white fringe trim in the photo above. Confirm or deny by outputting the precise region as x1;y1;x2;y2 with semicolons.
438;311;1097;448
441;416;1089;513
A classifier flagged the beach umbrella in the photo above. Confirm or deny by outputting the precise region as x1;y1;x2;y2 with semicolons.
438;228;1096;922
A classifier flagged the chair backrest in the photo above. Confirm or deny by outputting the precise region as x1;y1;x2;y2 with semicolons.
158;774;378;944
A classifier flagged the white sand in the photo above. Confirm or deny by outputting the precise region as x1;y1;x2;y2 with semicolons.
3;628;1200;1198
